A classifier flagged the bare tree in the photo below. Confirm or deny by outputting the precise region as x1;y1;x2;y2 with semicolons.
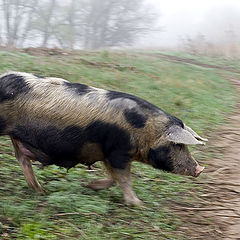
51;0;80;49
80;0;157;49
52;0;158;49
19;0;39;47
1;0;38;47
0;0;158;49
36;0;56;47
2;0;12;46
66;0;77;49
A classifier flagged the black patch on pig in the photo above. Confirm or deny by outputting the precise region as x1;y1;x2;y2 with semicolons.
148;146;174;172
0;74;30;102
10;125;85;169
107;90;185;129
20;142;49;163
33;74;45;78
85;121;131;169
64;82;91;96
168;115;184;128
0;117;6;133
10;121;131;170
164;115;184;133
107;90;160;113
124;109;147;128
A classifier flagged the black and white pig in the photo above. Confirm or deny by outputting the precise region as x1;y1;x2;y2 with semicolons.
0;72;207;205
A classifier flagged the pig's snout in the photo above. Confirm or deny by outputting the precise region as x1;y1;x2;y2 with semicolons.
195;165;205;177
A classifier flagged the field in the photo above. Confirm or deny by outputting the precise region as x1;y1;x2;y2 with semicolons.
0;49;237;239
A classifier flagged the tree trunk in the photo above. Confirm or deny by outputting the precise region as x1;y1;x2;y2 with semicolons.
2;0;13;47
41;0;56;47
20;0;39;47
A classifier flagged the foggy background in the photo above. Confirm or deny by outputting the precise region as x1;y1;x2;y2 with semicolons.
1;0;240;57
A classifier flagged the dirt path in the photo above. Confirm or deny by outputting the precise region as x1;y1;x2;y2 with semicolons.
139;52;240;239
168;74;240;239
148;53;240;74
203;75;240;239
156;64;240;239
141;51;240;239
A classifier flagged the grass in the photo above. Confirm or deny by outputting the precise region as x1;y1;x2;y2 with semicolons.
153;49;240;70
0;49;237;239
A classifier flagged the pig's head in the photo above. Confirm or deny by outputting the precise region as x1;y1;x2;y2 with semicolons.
149;124;207;177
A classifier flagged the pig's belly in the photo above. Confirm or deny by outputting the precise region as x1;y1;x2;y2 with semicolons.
20;141;105;169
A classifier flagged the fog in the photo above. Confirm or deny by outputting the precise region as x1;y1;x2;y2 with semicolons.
137;0;235;47
140;0;240;48
1;0;240;54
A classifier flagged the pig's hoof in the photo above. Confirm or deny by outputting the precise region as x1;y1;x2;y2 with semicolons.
86;179;115;190
125;198;144;207
31;184;45;194
38;187;46;194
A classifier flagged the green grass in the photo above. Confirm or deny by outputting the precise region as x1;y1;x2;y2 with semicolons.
0;50;237;239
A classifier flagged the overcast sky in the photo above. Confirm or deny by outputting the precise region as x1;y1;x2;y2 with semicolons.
140;0;240;48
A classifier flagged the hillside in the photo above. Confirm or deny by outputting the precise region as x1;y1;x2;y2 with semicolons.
0;49;237;239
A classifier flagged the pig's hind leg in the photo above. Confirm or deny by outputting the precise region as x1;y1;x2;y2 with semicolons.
11;137;45;193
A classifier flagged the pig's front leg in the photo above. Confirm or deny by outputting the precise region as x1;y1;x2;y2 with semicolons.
107;163;143;206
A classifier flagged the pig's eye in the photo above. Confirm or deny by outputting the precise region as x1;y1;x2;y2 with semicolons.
176;144;183;150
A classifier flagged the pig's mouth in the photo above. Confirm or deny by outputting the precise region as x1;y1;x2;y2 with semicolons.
173;164;205;177
181;165;205;177
195;165;205;177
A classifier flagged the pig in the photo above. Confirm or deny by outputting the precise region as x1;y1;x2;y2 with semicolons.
0;72;207;206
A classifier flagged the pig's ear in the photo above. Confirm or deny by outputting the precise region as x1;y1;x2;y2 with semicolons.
166;125;206;145
184;124;208;142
